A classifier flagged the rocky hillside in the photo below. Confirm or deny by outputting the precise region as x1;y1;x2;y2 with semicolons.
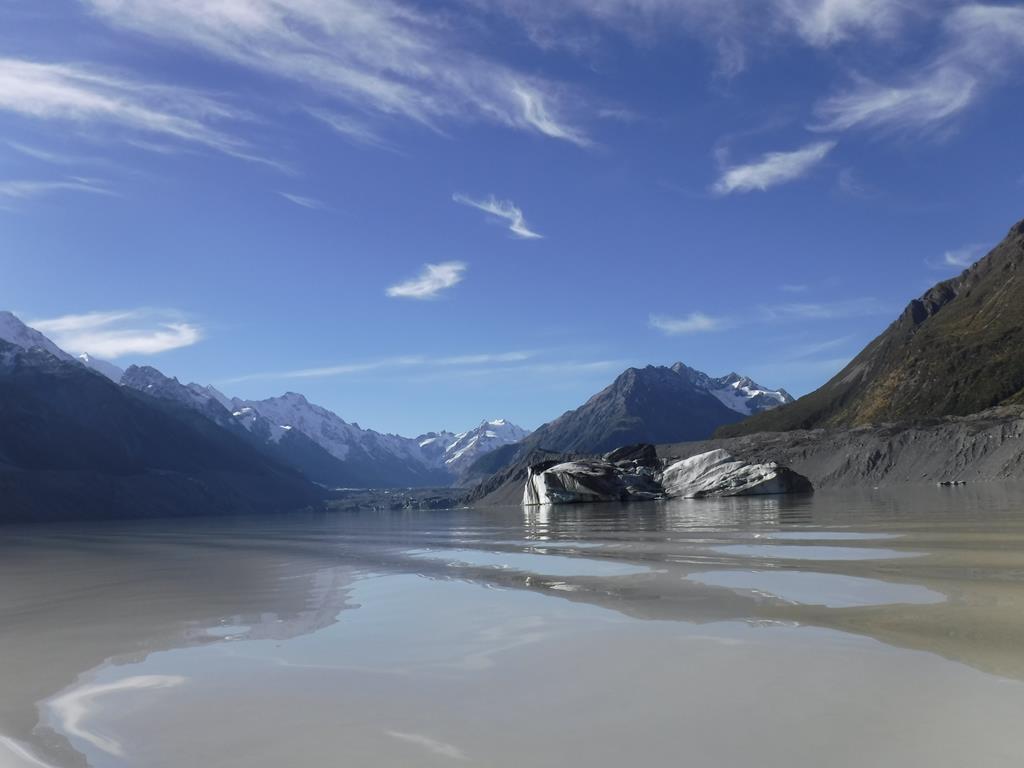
722;218;1024;436
518;364;783;455
468;406;1024;506
669;406;1024;489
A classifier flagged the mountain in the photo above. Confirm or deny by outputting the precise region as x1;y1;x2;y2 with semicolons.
0;310;75;362
231;392;453;488
672;364;793;415
123;365;241;431
118;368;379;488
417;429;458;466
518;363;787;456
78;353;124;383
119;359;531;489
439;419;531;479
720;218;1024;436
0;336;323;521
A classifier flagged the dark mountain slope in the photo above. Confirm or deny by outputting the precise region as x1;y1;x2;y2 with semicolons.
121;364;380;488
721;218;1024;436
0;342;323;521
523;365;746;455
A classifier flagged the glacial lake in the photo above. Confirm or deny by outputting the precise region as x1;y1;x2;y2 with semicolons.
3;484;1024;767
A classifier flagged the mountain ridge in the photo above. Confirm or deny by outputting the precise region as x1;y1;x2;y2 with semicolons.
720;217;1024;436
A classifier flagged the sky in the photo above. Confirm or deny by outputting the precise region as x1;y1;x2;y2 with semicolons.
2;0;1023;436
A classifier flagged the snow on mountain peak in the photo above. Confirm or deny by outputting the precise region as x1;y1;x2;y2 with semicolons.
441;419;530;473
670;361;792;416
0;311;75;362
78;353;125;383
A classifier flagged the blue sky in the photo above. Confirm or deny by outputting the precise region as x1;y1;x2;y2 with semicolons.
2;1;1023;435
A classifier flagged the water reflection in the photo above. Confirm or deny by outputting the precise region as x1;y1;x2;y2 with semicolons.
1;482;1024;767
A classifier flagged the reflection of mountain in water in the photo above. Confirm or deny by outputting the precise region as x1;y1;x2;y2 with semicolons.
0;529;359;768
5;486;1024;766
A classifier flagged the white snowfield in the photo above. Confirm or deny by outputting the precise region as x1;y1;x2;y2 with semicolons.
673;364;793;416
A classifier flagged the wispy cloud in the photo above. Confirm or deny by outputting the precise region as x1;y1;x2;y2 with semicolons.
785;334;857;359
935;243;985;269
650;298;891;339
814;4;1024;133
387;732;467;762
649;312;728;335
480;0;924;76
6;141;104;166
83;0;589;147
221;350;537;384
279;192;327;210
0;178;113;200
386;262;467;299
306;108;395;151
30;309;203;358
0;58;251;159
453;194;543;239
813;67;977;133
713;141;836;194
760;298;892;320
776;0;916;47
780;283;809;293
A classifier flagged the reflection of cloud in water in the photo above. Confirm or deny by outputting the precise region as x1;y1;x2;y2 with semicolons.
689;570;945;609
711;544;921;561
48;675;185;757
387;731;468;761
0;735;61;768
407;548;647;578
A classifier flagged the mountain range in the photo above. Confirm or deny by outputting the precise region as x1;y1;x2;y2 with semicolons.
720;217;1024;436
0;311;530;495
458;362;792;491
0;334;322;521
5;216;1024;519
506;363;790;456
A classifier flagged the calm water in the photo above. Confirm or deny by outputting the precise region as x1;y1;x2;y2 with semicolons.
3;485;1024;767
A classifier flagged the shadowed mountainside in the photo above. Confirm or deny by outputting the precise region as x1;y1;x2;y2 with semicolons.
0;341;324;521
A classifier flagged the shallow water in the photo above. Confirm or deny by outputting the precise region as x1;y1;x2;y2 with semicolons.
2;484;1024;767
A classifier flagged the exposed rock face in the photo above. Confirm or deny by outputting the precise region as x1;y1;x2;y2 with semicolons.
670;405;1024;488
722;217;1024;435
522;448;811;506
523;459;662;506
659;449;813;499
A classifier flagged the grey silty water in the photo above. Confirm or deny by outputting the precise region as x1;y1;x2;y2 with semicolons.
2;483;1024;767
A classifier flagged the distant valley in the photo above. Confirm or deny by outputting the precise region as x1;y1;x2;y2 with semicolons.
4;215;1024;520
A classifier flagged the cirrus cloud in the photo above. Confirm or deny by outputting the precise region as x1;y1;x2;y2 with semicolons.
0;58;250;157
30;309;204;358
386;262;466;300
81;0;590;147
649;312;728;335
453;194;543;239
713;140;836;194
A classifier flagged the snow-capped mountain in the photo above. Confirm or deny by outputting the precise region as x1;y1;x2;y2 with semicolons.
229;393;452;487
122;365;240;429
78;353;125;383
417;430;458;466
233;393;422;464
231;394;529;485
1;309;527;489
442;419;531;474
672;364;793;416
0;311;75;362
